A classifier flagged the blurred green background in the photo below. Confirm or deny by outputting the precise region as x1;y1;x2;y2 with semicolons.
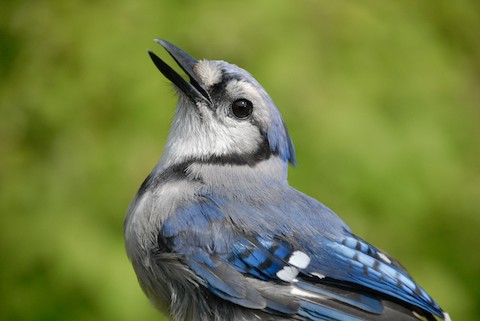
1;0;479;320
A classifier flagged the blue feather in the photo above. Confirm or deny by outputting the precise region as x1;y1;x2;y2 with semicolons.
300;301;364;321
295;281;383;315
309;235;444;318
158;193;445;319
230;236;296;281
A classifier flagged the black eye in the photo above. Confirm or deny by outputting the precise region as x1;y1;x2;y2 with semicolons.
231;99;253;119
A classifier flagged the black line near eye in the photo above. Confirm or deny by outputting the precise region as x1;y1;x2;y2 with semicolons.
231;99;253;119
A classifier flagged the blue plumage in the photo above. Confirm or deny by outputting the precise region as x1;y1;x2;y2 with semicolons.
311;235;443;317
124;40;451;321
156;192;445;320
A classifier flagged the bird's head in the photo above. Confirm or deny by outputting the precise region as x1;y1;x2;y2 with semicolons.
149;40;296;176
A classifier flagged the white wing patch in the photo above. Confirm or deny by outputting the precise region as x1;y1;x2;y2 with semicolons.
312;272;326;279
277;251;311;282
378;252;392;264
288;250;311;269
276;266;299;282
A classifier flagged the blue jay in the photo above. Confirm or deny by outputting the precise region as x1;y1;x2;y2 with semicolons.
125;40;451;321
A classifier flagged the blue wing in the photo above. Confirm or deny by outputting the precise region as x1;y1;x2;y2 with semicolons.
315;234;442;313
159;193;445;321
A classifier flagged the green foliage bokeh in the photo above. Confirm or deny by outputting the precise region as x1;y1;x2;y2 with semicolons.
1;1;479;320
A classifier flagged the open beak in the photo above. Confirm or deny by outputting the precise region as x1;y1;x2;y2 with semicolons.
148;39;211;104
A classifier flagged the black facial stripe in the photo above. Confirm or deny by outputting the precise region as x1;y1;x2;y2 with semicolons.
137;162;192;195
197;137;274;167
205;73;231;112
137;137;275;195
209;72;249;111
209;75;268;143
137;173;155;195
209;73;246;97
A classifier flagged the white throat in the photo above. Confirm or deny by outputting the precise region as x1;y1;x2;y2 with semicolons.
156;97;263;171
